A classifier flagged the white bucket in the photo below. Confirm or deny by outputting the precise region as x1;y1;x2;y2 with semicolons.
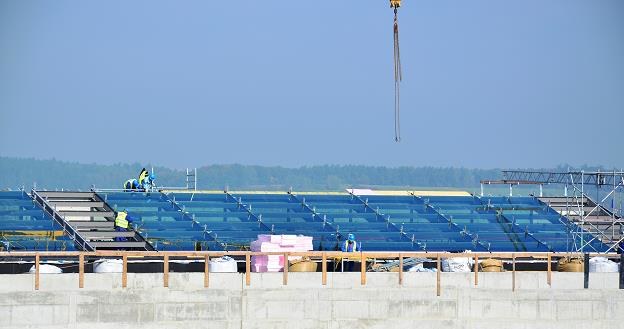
209;256;237;273
93;259;123;273
28;264;63;274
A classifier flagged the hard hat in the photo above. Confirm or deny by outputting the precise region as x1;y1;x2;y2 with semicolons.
149;173;156;180
347;233;355;241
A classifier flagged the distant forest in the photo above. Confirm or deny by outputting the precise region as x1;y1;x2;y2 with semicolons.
0;157;608;192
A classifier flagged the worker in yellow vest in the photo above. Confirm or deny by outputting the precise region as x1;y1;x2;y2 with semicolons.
341;233;360;252
137;168;157;191
138;168;149;186
114;210;135;242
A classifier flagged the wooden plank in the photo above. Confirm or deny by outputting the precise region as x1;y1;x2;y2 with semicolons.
474;255;479;286
283;253;288;286
163;254;169;288
35;253;40;291
79;254;84;288
37;191;94;198
547;253;552;286
436;254;441;297
245;253;251;286
80;231;136;239
398;254;403;285
48;201;104;207
360;252;366;285
512;254;516;292
204;255;209;288
322;253;327;286
122;255;127;288
58;210;114;217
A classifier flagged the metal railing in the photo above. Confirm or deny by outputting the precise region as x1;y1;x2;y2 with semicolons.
30;189;94;251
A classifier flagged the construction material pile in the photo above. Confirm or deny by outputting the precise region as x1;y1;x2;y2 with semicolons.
442;255;473;272
250;234;313;272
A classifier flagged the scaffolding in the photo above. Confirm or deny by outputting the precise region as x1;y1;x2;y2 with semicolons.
185;168;197;191
481;170;624;253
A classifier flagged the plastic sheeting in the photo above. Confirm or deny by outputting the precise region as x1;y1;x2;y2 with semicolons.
589;257;619;273
93;259;123;273
28;264;63;274
209;256;237;273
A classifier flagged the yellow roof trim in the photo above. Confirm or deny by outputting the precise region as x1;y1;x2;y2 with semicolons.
161;189;470;196
409;190;471;196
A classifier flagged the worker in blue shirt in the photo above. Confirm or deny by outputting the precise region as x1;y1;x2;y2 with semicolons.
123;171;156;192
341;233;360;271
141;173;157;191
123;179;141;191
341;233;359;252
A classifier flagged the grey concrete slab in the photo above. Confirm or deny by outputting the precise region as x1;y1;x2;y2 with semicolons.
0;272;622;328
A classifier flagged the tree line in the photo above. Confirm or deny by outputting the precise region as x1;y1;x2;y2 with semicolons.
1;156;609;192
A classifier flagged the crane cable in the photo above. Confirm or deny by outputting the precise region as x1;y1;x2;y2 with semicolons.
392;5;402;142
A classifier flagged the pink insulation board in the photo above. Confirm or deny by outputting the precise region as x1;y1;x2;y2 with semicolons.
250;234;313;272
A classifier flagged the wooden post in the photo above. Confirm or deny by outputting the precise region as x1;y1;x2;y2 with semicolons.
204;255;210;288
512;254;516;292
547;253;552;286
398;254;403;285
360;252;366;285
163;254;169;288
34;253;40;291
245;253;251;286
322;253;327;286
283;253;288;285
122;255;127;288
474;254;479;286
436;254;441;297
79;254;84;288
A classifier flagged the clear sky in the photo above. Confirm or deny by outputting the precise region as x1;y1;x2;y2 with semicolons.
1;0;622;169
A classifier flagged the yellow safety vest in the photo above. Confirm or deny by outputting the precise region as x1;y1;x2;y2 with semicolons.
138;169;148;185
343;240;357;252
115;212;129;229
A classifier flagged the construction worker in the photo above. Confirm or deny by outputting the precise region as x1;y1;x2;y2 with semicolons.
141;173;157;191
341;233;360;271
123;179;141;191
138;168;149;187
114;210;134;242
341;233;359;252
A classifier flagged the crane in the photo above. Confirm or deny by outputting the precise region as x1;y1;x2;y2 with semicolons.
390;0;402;142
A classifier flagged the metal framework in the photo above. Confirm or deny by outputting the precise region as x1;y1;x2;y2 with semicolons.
186;168;197;190
1;190;610;253
481;170;624;253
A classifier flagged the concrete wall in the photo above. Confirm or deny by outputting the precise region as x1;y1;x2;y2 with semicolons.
0;271;622;329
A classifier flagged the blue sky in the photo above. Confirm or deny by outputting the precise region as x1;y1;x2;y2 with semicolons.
1;0;622;169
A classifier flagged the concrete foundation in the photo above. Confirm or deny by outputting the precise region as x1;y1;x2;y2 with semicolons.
0;272;622;329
